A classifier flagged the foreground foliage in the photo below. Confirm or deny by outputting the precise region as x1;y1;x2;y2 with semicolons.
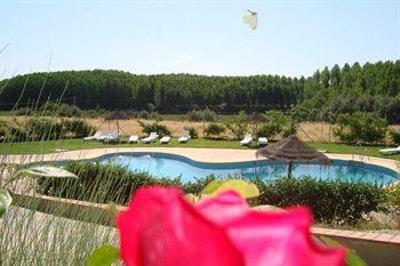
37;161;386;225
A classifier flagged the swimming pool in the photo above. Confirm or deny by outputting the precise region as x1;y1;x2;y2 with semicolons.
93;152;398;185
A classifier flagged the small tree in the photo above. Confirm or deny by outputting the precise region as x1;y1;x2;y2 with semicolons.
138;121;171;137
389;130;400;145
256;111;297;138
204;123;225;139
333;112;387;144
225;111;248;140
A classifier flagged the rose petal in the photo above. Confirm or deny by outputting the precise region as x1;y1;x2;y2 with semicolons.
197;192;345;266
225;207;345;266
197;191;250;226
117;187;244;266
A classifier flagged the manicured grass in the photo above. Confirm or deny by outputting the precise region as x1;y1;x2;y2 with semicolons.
0;138;399;161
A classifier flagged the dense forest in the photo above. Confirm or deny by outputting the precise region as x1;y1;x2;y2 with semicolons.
0;60;399;122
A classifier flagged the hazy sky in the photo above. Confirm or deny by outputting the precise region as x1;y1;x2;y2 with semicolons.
1;0;399;79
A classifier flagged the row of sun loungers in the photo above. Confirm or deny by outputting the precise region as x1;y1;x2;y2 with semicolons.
240;134;268;146
84;131;191;144
84;131;268;146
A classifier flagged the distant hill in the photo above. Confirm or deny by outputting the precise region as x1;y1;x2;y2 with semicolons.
1;60;399;121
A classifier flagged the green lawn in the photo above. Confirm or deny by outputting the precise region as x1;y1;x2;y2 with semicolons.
0;138;399;160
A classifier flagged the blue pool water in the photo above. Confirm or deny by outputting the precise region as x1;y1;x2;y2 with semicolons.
94;152;398;185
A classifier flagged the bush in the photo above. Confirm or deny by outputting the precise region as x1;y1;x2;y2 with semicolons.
256;111;297;138
184;126;198;139
389;130;400;145
0;117;95;142
225;111;248;139
138;120;170;137
137;110;150;119
63;119;95;137
186;108;217;122
254;177;386;224
40;102;83;117
25;118;65;141
204;123;225;138
37;161;215;205
37;161;386;225
333;112;387;144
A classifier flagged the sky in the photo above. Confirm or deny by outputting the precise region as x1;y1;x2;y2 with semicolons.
0;0;399;79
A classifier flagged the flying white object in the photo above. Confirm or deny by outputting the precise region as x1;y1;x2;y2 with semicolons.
242;9;258;30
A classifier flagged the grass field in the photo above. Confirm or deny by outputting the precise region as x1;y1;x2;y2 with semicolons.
1;138;400;160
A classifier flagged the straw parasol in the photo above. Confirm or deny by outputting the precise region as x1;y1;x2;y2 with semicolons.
256;135;330;178
104;111;129;135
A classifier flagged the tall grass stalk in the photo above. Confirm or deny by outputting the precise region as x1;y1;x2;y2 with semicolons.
0;90;119;265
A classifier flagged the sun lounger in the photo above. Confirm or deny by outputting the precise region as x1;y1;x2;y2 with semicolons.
128;135;139;143
141;132;159;144
257;137;268;146
103;132;120;144
160;136;171;144
96;131;117;141
240;134;253;146
178;130;191;143
379;146;400;155
83;131;103;141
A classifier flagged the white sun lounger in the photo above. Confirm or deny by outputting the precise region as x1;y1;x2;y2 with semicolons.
83;131;103;141
142;132;159;144
160;136;171;144
240;134;253;146
178;130;191;143
257;137;268;146
103;132;120;143
379;146;400;155
128;135;139;143
96;131;117;141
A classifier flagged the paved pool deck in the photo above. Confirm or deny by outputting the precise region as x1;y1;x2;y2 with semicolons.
0;147;398;173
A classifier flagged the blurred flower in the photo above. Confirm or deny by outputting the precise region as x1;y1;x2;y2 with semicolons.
117;186;345;266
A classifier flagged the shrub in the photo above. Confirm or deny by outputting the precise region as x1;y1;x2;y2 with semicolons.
201;108;217;122
333;112;387;144
138;120;170;137
254;177;386;224
36;162;386;225
184;126;198;139
0;117;95;142
225;111;248;139
389;130;400;145
40;102;83;117
63;119;95;137
25;118;64;141
137;110;150;119
186;109;203;122
204;123;225;138
186;108;217;122
256;111;297;138
36;161;215;205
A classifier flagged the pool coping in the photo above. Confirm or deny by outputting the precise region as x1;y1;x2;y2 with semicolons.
1;147;399;174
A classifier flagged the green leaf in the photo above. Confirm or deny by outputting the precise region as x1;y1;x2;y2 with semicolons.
202;179;260;199
0;189;12;217
19;166;78;179
319;236;367;266
86;244;119;266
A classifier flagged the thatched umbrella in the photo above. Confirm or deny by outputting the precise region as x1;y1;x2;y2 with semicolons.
256;135;330;178
105;111;129;135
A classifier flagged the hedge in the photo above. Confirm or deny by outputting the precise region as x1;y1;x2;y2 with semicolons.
36;161;386;225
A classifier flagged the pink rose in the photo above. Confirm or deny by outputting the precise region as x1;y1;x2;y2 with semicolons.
117;186;345;266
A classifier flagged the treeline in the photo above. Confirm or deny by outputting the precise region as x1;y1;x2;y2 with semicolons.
0;60;399;121
293;61;400;123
